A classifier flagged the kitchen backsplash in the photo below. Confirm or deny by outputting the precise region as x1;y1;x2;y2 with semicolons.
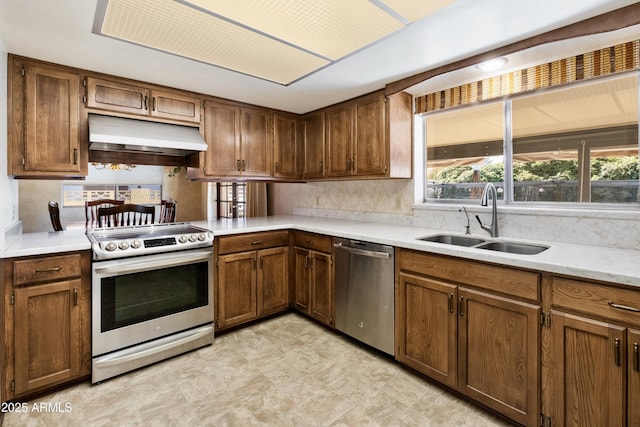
269;180;640;251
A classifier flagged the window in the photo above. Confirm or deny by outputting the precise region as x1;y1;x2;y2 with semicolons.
424;73;639;206
62;184;162;207
216;182;246;218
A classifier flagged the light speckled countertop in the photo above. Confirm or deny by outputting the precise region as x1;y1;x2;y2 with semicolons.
2;215;638;288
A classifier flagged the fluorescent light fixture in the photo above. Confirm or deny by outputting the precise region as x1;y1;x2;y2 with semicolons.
93;0;457;85
476;57;508;72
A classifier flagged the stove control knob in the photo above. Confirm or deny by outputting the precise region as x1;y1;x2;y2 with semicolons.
131;240;142;249
105;242;117;252
178;235;188;244
118;241;130;250
188;234;197;242
197;233;207;241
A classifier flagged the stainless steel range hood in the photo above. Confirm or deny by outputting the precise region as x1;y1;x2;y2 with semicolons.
89;114;207;156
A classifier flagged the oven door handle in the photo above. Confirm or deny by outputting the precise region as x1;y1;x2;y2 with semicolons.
94;250;212;276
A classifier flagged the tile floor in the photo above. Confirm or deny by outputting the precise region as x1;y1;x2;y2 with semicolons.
3;313;512;426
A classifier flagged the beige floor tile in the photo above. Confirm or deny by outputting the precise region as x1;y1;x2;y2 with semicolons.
3;313;512;427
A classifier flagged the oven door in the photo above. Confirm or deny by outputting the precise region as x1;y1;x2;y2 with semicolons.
92;248;213;357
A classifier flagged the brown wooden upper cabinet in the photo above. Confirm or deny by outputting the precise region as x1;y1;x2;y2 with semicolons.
273;111;303;179
7;55;87;178
303;111;325;179
85;77;201;124
324;90;412;179
198;99;272;178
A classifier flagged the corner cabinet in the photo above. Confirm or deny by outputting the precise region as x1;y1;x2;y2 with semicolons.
545;276;640;426
1;251;91;401
396;249;540;427
7;55;87;178
215;231;289;330
273;111;303;179
293;231;334;326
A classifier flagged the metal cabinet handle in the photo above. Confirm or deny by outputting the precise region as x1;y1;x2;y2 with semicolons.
241;159;246;171
614;338;621;367
346;158;351;170
35;266;63;273
608;301;640;312
634;343;639;372
236;160;241;171
73;287;78;306
351;158;355;171
152;97;156;111
458;296;464;317
305;239;314;245
259;256;263;269
73;148;78;164
144;96;148;110
448;293;454;314
251;240;263;245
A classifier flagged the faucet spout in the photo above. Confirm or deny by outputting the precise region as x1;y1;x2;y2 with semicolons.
459;206;471;235
475;183;499;237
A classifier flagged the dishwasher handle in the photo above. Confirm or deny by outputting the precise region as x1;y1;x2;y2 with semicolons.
333;242;391;259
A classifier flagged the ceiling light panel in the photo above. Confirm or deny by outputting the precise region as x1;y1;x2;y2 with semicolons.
180;0;404;60
377;0;458;22
97;0;329;85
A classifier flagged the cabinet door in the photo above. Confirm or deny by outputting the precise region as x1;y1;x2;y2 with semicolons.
458;288;540;427
257;247;289;316
396;273;457;388
202;100;241;176
240;107;271;177
85;77;149;116
325;103;353;177
24;63;81;174
14;280;81;395
310;251;333;326
150;89;201;124
629;329;640;425
273;112;301;179
293;247;310;313
303;111;325;178
550;311;626;427
354;93;387;176
217;252;256;329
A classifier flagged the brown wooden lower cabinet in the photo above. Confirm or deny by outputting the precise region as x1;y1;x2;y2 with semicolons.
396;249;540;427
215;231;289;330
1;251;91;401
629;329;640;425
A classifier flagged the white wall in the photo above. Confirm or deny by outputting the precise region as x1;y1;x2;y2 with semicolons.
0;45;21;248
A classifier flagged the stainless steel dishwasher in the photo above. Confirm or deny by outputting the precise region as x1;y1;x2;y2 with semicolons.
333;237;394;355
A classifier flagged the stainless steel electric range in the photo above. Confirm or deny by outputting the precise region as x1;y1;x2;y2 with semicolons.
87;223;214;383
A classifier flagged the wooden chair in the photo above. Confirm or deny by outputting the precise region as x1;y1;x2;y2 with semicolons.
48;201;63;231
97;204;155;227
86;199;124;228
159;199;177;223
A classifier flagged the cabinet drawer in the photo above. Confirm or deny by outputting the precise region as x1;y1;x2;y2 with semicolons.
217;231;289;255
294;231;331;253
14;254;82;286
398;249;539;302
552;276;640;326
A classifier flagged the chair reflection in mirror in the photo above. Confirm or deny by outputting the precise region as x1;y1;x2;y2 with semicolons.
97;204;155;227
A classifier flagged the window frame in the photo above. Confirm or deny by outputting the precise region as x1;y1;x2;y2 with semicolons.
421;71;640;210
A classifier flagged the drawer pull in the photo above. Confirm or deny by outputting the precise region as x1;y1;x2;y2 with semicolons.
251;240;263;245
305;239;315;245
614;338;621;367
458;296;464;317
608;301;640;312
35;266;63;273
73;288;78;306
634;343;639;372
448;293;454;314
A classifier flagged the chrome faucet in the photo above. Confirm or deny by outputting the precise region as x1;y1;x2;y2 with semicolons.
459;206;471;235
475;183;499;237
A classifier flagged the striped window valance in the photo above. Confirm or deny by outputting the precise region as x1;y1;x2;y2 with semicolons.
415;40;640;114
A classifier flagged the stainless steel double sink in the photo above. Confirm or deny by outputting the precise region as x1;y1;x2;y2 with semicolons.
417;234;549;255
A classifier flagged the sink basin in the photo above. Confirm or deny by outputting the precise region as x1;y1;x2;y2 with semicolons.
476;241;549;255
417;234;486;247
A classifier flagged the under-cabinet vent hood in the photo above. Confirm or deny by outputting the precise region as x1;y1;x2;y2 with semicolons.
89;114;207;156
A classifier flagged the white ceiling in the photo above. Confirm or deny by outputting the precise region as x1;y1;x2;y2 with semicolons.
0;0;637;114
